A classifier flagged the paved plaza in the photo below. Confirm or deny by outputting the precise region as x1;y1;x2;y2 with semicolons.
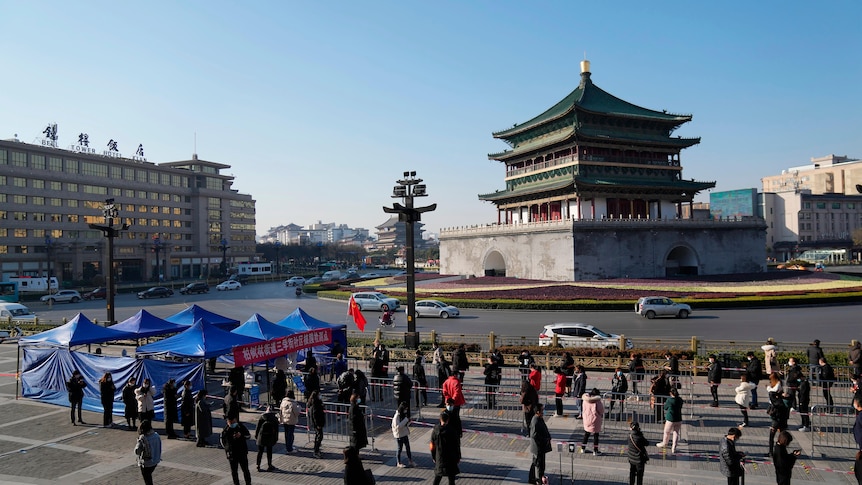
0;341;860;484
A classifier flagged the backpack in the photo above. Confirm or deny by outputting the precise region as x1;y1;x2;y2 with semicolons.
261;415;278;437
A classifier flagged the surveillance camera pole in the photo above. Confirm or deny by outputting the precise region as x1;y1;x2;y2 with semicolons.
88;199;129;325
383;171;436;349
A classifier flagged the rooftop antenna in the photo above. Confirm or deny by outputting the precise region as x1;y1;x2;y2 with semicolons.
193;132;198;160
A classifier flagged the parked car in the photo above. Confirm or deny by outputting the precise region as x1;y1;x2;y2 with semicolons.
217;280;242;291
0;329;10;344
83;287;108;300
635;296;692;319
350;291;401;312
179;282;210;295
538;323;632;349
362;273;381;279
137;287;174;299
304;277;324;285
0;302;37;323
40;290;82;304
415;300;460;319
284;276;306;287
229;274;250;284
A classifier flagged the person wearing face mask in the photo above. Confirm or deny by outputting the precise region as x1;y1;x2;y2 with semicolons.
607;367;628;420
123;378;139;430
99;372;116;428
744;351;762;409
67;369;87;425
162;378;179;439
221;412;252;485
136;378;156;422
180;380;195;439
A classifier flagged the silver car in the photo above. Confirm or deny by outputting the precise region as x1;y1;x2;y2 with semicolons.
40;290;82;304
351;292;400;312
538;323;632;349
635;296;692;319
415;300;460;319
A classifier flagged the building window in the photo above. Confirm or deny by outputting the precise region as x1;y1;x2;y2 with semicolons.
848;203;855;209
14;228;26;237
111;166;122;179
81;162;108;177
0;149;6;164
31;155;45;169
83;185;108;195
124;168;135;180
50;198;61;206
66;215;78;223
832;202;841;209
66;159;78;173
67;199;78;207
67;183;78;192
816;202;826;209
206;177;222;190
136;169;147;182
48;157;62;171
13;195;26;204
32;179;44;189
208;197;220;208
50;181;61;190
150;219;159;226
32;197;44;205
0;176;5;185
10;152;27;167
13;177;26;187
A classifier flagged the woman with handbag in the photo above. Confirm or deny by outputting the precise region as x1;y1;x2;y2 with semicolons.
627;421;649;485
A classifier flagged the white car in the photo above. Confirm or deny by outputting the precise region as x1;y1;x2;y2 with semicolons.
40;290;82;304
538;323;633;349
217;280;242;291
284;276;306;287
635;296;692;319
350;292;400;312
415;300;460;319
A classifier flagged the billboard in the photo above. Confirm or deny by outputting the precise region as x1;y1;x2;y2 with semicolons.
710;189;758;219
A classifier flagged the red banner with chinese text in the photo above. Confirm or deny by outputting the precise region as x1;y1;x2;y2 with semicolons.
232;328;332;367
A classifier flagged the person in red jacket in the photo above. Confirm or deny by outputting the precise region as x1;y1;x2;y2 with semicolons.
553;367;567;416
529;364;542;393
442;374;465;420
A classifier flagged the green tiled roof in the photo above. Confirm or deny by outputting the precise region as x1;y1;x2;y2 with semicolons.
575;176;715;192
493;72;691;139
488;127;574;159
479;178;574;202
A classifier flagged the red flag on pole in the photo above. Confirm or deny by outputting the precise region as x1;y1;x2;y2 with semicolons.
348;295;367;332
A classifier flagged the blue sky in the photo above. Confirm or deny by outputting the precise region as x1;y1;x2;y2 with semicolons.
2;1;859;237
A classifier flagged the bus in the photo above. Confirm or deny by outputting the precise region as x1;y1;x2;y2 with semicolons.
0;282;18;303
236;262;272;276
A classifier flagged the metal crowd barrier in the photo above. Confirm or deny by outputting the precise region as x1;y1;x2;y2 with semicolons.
600;392;668;433
305;401;376;450
810;404;857;457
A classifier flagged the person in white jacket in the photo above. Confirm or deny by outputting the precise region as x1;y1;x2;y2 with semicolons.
762;338;778;376
734;375;756;428
135;378;156;422
391;402;415;467
278;390;301;453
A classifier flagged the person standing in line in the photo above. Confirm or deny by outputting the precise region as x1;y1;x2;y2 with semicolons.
571;365;587;419
629;353;645;395
304;351;318;374
719;427;745;485
279;389;301;454
797;375;811;432
663;352;680;387
763;338;778;377
553;367;566;417
608;367;628;420
649;371;671;424
444;398;464;444
349;391;368;451
180;379;195;439
707;354;723;407
745;351;763;409
528;363;542;393
123;378;139;430
785;358;803;410
391;402;415;468
308;390;326;458
561;351;575;397
442;373;465;419
807;340;825;381
484;355;501;409
656;387;684;453
99;372;115;428
304;366;320;402
769;391;791;457
430;411;461;485
337;368;356;404
772;431;801;485
767;372;784;403
452;343;469;382
354;370;369;405
580;388;604;455
134;420;162;485
67;369;87;425
627;421;649;485
343;445;373;485
433;345;451;407
818;357;835;407
255;405;279;472
852;396;862;485
392;365;413;417
221;412;252;485
520;379;539;437
271;369;287;406
136;378;156;423
518;350;535;384
850;340;862;382
332;352;348;385
195;389;213;448
528;403;552;485
413;350;429;407
369;347;386;402
734;375;756;428
162;378;179;439
224;386;241;420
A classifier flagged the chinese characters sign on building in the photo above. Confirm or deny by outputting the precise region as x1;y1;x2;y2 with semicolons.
232;328;332;367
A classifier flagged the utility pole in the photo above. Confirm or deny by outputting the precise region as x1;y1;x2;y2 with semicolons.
88;199;129;324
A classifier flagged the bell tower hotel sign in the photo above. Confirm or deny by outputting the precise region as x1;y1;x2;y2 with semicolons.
36;123;147;162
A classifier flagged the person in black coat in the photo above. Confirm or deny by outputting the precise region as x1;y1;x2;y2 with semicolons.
818;357;835;407
162;379;179;439
413;351;428;407
797;375;811;432
528;403;552;485
707;355;723;407
806;340;825;381
220;412;252;485
769;392;791;457
99;372;115;428
123;378;139;430
430;411;461;485
180;379;195;439
308;391;326;458
772;431;800;485
67;369;87;425
304;366;321;401
627;421;649;485
271;369;287;406
223;386;241;421
393;365;413;415
483;356;501;409
349;392;368;450
452;344;469;382
343;445;373;485
745;352;763;409
255;406;279;472
520;379;539;437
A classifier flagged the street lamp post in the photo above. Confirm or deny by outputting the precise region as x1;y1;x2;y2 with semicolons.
219;238;230;277
44;236;53;291
152;234;163;282
275;240;281;276
383;171;436;349
88;199;129;324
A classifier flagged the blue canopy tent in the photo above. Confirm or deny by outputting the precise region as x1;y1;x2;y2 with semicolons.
19;313;133;347
165;304;240;329
136;318;262;359
276;307;347;371
232;313;299;341
108;309;187;339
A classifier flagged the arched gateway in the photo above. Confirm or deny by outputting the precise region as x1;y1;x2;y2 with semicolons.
665;245;699;276
483;250;506;277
